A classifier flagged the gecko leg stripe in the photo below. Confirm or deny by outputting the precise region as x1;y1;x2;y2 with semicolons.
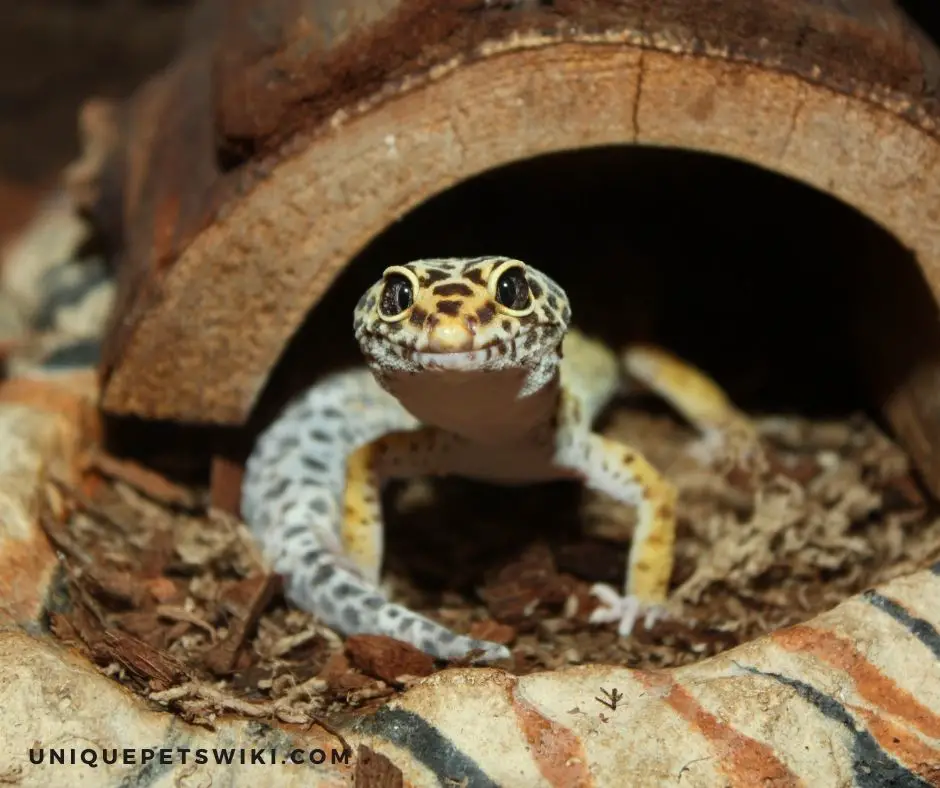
743;667;933;788
862;590;940;660
355;707;498;788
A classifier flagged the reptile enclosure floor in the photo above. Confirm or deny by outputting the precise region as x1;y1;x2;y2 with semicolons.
52;146;940;721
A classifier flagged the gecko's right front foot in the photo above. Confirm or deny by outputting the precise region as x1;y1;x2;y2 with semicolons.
588;584;668;636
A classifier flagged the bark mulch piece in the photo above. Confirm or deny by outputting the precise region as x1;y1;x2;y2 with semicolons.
41;402;940;718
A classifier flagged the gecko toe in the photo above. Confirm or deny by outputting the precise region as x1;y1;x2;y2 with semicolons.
588;584;666;637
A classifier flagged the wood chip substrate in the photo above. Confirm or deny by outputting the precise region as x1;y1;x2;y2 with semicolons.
43;402;940;725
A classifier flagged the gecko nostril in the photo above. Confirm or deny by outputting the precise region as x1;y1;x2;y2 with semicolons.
464;315;479;335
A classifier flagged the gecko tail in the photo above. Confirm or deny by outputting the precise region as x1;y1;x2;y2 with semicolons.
278;547;509;662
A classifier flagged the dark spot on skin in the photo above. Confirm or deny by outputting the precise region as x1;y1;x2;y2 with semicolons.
399;617;415;634
309;430;331;442
279;436;300;451
623;452;635;465
635;560;651;572
464;268;486;286
284;525;310;541
422;639;440;653
301;548;325;565
571;399;581;421
658;504;674;520
277;498;300;518
345;607;362;629
301;455;328;473
461;256;493;269
363;596;384;610
418;268;451;287
386;608;400;618
433;282;473;297
311;564;335;584
420;620;435;632
529;278;543;299
321;407;343;420
366;295;377;310
476;303;496;325
561;307;572;323
501;319;512;333
320;597;335;617
410;306;428;327
308;497;330;514
335;582;365;598
517;312;538;326
547;294;558;310
438;631;457;644
436;300;462;316
524;332;538;349
262;478;291;500
385;322;404;335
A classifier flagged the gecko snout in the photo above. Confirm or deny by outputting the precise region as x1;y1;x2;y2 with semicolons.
426;312;477;353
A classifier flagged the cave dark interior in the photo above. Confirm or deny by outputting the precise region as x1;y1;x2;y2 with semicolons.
260;145;934;441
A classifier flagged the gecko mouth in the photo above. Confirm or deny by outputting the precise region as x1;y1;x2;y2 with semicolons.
412;345;515;370
361;332;525;371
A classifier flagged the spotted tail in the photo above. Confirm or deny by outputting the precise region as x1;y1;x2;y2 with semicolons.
241;368;510;662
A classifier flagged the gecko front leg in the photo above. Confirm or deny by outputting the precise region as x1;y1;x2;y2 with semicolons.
334;426;511;661
554;391;678;635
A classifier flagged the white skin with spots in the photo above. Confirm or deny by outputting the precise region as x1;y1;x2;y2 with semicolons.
242;257;757;661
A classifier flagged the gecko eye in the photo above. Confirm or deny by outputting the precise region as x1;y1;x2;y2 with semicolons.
494;266;531;311
380;273;414;318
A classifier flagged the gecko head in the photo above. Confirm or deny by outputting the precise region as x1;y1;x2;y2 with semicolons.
353;257;571;398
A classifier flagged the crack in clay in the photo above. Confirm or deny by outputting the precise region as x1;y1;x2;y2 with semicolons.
777;87;808;164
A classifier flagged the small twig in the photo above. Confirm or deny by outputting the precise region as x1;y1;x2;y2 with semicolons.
594;687;623;711
154;605;217;642
270;627;321;658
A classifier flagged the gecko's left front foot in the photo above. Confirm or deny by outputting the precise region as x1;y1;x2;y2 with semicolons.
588;584;668;636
